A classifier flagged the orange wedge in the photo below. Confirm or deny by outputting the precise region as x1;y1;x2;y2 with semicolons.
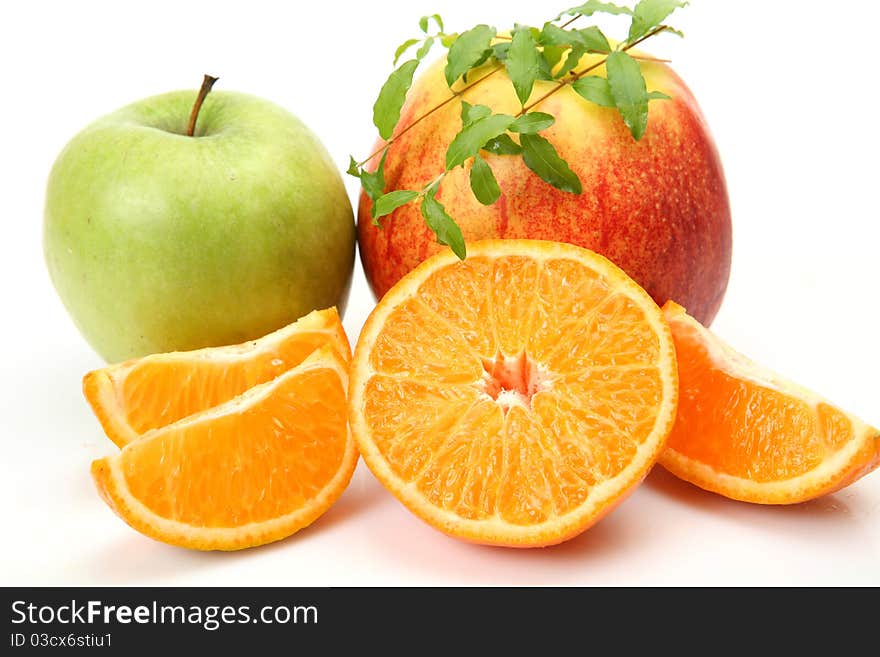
84;307;350;447
349;240;678;547
91;346;357;550
661;301;880;504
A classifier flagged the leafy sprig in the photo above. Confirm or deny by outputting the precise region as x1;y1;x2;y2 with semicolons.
349;0;688;259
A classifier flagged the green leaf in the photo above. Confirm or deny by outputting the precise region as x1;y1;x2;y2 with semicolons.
511;23;541;41
461;102;492;126
578;26;612;53
346;156;360;177
373;59;419;140
546;27;612;80
571;76;615;107
520;133;581;194
491;42;510;62
539;23;575;47
372;190;420;220
469;47;495;72
469;155;501;205
440;32;458;48
556;44;585;78
445;25;496;86
416;37;434;60
628;0;688;43
393;38;420;65
446;113;515;170
542;44;566;71
421;190;466;259
536;55;555;81
483;134;522;155
558;1;633;19
419;14;443;33
648;90;671;100
540;23;610;54
505;28;541;105
359;151;388;202
460;101;472;123
605;51;650;140
510;112;555;134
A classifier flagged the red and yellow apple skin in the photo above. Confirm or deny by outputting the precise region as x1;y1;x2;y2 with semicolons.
357;54;731;326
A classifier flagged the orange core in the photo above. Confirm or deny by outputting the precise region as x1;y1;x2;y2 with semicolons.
479;352;546;411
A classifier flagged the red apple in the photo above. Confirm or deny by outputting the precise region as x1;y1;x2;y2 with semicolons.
357;54;731;325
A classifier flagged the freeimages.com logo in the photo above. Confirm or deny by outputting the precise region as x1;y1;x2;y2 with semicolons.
10;599;317;631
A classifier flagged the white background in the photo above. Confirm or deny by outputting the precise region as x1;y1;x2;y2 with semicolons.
2;1;878;586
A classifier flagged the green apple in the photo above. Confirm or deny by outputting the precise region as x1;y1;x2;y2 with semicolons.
44;82;355;363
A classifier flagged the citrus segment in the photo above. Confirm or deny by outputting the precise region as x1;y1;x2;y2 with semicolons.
489;255;540;356
84;307;350;447
349;240;678;546
661;301;880;503
91;346;357;550
368;298;482;384
420;256;497;356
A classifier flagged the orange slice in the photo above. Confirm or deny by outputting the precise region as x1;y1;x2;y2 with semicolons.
91;346;357;550
661;301;880;504
84;307;350;447
349;240;678;547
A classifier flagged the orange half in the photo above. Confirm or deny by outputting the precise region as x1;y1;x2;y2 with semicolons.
349;240;678;547
91;346;357;550
84;307;350;447
662;301;880;503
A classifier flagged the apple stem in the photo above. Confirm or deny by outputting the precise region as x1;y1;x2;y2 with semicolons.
186;74;219;137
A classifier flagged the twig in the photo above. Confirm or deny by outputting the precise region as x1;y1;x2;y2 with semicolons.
357;66;504;167
356;12;598;167
518;25;669;116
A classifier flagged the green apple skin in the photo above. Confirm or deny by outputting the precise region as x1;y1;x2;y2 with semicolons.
44;90;355;363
